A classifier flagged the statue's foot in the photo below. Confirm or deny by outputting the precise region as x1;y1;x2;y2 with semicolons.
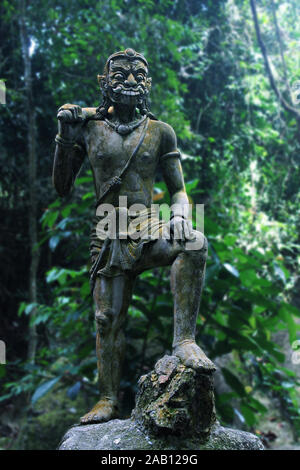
80;398;119;425
173;340;216;372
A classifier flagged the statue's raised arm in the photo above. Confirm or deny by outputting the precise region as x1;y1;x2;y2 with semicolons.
52;104;96;196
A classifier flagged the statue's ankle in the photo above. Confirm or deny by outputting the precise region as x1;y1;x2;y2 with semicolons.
98;395;117;405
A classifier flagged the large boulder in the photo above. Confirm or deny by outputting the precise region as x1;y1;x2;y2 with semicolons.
59;419;264;450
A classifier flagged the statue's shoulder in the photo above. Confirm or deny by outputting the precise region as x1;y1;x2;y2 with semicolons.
85;111;106;131
150;119;174;134
150;119;177;153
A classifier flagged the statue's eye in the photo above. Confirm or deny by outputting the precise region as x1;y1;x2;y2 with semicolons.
114;73;124;80
137;74;145;81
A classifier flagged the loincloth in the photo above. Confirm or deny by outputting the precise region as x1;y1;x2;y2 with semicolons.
90;207;166;285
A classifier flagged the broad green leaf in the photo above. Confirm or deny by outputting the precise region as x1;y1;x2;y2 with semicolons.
31;377;62;405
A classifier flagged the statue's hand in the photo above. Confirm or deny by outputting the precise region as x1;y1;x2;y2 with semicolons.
169;215;196;241
57;104;85;142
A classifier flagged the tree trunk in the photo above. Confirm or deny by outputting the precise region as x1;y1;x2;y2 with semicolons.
19;0;39;363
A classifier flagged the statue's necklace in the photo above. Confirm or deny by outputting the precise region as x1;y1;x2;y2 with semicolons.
104;115;147;136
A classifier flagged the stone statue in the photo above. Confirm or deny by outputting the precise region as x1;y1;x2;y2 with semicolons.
52;49;215;425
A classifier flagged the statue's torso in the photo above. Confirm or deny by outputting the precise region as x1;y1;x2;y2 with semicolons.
83;119;163;207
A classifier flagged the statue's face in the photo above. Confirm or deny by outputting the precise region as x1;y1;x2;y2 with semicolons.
106;57;150;106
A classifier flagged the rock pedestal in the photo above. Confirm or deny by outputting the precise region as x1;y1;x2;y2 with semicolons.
59;355;264;450
132;355;216;438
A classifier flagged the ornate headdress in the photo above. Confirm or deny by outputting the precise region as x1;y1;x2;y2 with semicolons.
103;48;148;74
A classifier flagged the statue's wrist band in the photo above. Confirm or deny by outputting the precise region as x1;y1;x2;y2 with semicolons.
55;134;76;148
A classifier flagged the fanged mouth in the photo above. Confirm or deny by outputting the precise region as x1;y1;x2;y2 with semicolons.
121;90;140;96
112;86;144;96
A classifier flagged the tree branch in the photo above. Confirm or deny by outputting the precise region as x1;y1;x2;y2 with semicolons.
270;0;292;100
19;0;39;364
250;0;300;120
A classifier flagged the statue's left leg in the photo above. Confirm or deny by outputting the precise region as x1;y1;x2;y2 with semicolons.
170;234;216;371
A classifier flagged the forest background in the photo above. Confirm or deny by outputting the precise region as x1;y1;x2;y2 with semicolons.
0;0;300;450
